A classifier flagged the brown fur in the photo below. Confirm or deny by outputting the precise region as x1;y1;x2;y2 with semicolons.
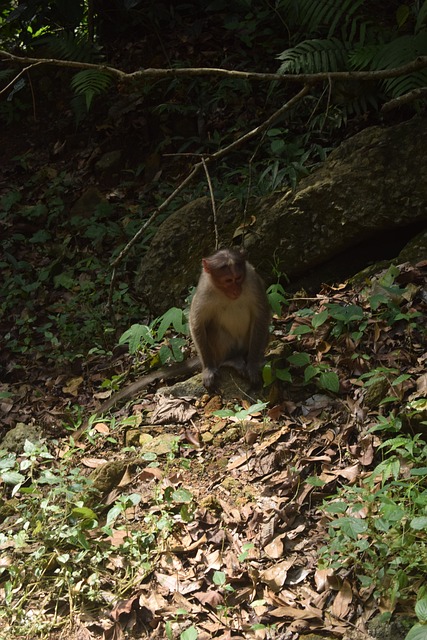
190;248;270;390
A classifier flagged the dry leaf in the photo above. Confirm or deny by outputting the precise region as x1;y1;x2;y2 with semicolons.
62;376;83;396
331;579;353;619
260;558;296;591
151;395;197;424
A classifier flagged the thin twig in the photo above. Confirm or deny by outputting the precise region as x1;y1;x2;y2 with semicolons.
106;163;201;314
106;84;312;314
0;60;44;98
201;157;219;250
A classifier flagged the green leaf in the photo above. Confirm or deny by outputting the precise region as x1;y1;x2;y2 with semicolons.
172;488;193;503
411;467;427;476
119;324;155;353
306;475;325;487
156;307;188;339
410;517;427;531
180;626;198;640
327;303;364;324
318;371;340;393
106;505;122;526
54;273;75;290
262;362;274;385
1;470;26;485
392;374;411;385
416;597;427;624
312;310;329;328
287;352;311;366
323;501;347;514
291;325;312;335
334;517;368;540
304;364;318;382
213;409;237;417
396;4;410;28
405;623;427;640
213;571;226;586
30;230;51;243
275;367;292;382
71;507;98;522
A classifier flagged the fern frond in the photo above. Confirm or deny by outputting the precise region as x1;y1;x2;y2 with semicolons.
372;33;427;70
276;0;366;38
278;38;350;74
384;70;427;98
416;0;427;33
369;33;427;97
70;70;113;110
39;32;100;63
349;44;385;70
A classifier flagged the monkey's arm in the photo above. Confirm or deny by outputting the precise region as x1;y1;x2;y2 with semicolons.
246;298;271;384
190;320;220;390
72;356;200;440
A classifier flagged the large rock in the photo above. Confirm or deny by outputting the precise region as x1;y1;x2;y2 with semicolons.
136;117;427;313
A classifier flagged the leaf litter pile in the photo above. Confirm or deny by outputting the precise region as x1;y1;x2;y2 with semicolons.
0;261;426;640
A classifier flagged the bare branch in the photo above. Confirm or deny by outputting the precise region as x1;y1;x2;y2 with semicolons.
381;86;427;112
2;49;427;85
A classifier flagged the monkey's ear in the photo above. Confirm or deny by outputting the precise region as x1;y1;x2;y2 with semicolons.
202;258;211;273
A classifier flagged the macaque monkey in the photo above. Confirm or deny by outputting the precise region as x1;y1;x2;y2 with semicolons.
189;248;270;391
73;249;268;440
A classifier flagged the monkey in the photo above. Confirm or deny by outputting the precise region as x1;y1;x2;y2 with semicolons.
189;248;270;391
73;249;269;440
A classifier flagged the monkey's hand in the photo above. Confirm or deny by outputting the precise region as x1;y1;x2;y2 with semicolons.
202;367;219;391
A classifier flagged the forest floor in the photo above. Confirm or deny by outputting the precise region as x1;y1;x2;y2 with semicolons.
1;23;427;640
1;137;426;638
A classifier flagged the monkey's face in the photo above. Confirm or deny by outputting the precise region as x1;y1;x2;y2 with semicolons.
212;265;245;300
202;250;247;300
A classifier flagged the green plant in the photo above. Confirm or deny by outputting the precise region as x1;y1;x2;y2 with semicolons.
277;0;427;123
0;434;199;635
119;306;189;363
320;424;427;616
267;282;289;316
264;349;340;392
366;265;423;328
213;401;268;421
405;593;427;640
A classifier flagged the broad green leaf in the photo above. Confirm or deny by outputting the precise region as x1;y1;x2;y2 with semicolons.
71;507;98;522
172;488;193;503
410;517;427;531
327;303;364;324
334;517;368;540
287;352;310;366
405;623;427;640
318;371;340;393
291;325;312;335
312;310;329;328
1;470;25;485
304;364;318;382
416;597;427;623
323;501;347;514
180;626;198;640
275;367;292;382
213;571;226;586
